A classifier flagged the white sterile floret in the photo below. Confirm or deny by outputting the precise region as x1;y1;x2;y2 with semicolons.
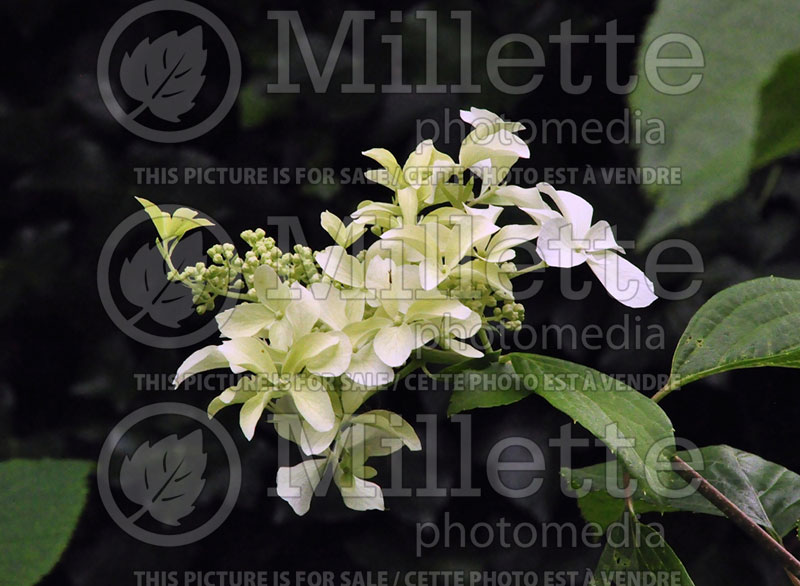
534;183;658;308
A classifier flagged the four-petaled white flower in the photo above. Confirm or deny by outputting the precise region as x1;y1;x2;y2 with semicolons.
533;183;657;308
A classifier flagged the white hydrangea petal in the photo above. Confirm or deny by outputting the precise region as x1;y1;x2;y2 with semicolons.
272;413;338;456
276;458;328;516
537;183;594;237
175;345;228;386
492;185;546;208
536;218;588;268
460;107;503;126
585;220;625;253
586;250;658;308
373;324;415;368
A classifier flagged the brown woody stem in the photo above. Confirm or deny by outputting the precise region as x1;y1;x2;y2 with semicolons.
671;455;800;579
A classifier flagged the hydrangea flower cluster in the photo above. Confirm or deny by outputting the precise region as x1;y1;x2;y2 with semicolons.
138;107;657;515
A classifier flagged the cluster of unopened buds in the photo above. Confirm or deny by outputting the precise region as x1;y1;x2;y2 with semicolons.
138;107;657;515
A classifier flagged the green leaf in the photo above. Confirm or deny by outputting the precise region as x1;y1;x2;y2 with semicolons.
664;276;800;393
631;0;800;245
0;459;94;586
569;445;800;538
509;353;676;500
593;515;695;586
445;361;531;416
754;50;800;168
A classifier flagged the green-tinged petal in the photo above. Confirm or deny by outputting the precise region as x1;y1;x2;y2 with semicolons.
341;386;379;415
320;211;366;248
374;324;415;368
418;258;447;291
315;246;365;288
216;303;274;338
483;224;540;263
207;375;259;417
363;148;403;180
276;459;328;516
306;331;353;377
170;208;213;239
406;299;472;322
239;392;273;440
288;377;336;432
135;197;171;240
335;468;385;512
344;342;394;389
311;282;366;331
444;338;483;358
343;316;393;348
349;410;422;451
285;284;320;338
253;265;291;312
175;345;228;386
396;186;419;226
351;202;401;227
220;338;277;375
283;332;339;375
447;215;500;268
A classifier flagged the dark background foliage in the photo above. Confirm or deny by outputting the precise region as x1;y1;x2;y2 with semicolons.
1;0;799;584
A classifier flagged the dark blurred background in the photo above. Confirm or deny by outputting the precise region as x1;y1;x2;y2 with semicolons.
1;0;799;584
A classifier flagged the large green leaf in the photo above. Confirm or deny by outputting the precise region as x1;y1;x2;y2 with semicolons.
631;0;800;245
753;50;800;168
663;276;800;393
509;353;676;499
445;361;532;416
568;445;800;539
593;515;695;586
0;459;94;586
